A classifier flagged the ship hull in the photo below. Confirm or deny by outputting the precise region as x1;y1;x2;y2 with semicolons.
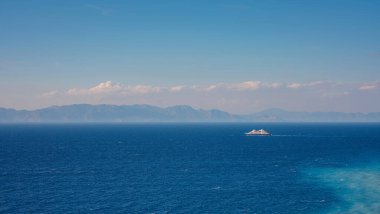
245;134;271;136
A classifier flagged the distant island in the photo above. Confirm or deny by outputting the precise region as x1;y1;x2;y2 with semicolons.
0;104;379;122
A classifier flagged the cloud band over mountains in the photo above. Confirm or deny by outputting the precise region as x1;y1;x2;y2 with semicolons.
42;80;379;96
33;80;380;114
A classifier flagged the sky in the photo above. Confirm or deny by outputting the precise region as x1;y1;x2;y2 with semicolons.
0;0;379;113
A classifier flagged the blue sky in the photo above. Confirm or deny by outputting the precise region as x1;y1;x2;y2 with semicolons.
0;0;379;113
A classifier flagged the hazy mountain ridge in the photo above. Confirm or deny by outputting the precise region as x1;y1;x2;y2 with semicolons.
0;105;379;122
0;104;235;122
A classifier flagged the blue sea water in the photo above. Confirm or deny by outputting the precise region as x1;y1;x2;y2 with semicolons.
0;123;380;213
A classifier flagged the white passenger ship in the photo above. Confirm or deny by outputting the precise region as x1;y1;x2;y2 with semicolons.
245;129;271;136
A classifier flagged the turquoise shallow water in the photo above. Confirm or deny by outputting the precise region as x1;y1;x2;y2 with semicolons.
305;164;380;213
0;123;379;213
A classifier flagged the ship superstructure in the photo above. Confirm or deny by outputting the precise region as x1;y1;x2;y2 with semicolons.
245;129;271;136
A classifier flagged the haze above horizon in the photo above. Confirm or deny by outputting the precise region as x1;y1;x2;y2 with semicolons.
1;0;379;114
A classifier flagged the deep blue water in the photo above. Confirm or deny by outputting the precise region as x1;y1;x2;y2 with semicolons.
1;123;380;213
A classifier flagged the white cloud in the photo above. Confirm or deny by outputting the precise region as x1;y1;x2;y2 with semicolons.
126;85;161;94
65;81;165;96
287;81;330;89
169;85;186;92
204;84;220;91
66;88;80;96
56;80;268;98
359;85;377;90
305;81;325;87
54;80;350;97
359;83;378;91
40;90;59;98
46;79;379;99
287;83;302;89
89;81;122;93
66;81;122;96
194;81;263;92
191;83;221;92
230;81;262;90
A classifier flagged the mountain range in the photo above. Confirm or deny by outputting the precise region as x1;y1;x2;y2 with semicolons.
0;104;379;122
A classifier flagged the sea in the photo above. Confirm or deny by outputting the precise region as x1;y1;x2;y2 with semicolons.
0;123;380;213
